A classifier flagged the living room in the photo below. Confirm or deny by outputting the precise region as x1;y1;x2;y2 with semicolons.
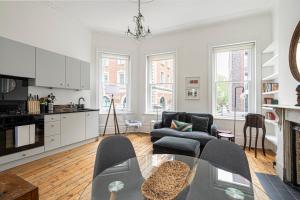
0;0;300;199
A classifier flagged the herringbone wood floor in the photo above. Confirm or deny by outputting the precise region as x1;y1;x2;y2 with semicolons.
4;133;275;200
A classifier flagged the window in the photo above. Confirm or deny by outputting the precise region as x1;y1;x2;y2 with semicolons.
117;71;125;85
104;72;109;84
147;52;176;112
99;53;130;112
160;72;165;83
212;43;255;118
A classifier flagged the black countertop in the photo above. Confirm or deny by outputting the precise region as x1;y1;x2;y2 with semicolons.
45;108;99;115
0;108;99;118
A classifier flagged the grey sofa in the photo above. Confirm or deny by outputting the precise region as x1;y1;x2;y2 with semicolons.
151;112;217;151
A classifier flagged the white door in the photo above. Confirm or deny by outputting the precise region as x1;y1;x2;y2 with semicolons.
85;111;99;139
66;57;81;89
36;48;66;88
80;61;90;90
61;113;85;146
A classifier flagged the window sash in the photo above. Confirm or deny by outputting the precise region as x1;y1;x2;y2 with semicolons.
212;42;255;117
99;52;130;112
147;52;176;113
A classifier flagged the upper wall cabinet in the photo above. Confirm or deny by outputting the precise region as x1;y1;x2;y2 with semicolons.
36;48;66;88
66;57;81;89
80;61;90;90
0;37;35;78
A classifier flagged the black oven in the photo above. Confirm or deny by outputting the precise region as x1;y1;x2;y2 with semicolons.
0;115;44;156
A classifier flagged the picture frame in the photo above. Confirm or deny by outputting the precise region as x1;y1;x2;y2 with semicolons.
185;76;200;88
185;76;200;100
185;88;200;100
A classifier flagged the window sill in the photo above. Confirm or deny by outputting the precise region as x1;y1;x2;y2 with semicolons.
144;112;158;115
214;116;245;121
99;111;134;115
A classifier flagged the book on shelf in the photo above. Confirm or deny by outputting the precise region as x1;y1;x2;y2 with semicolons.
264;98;279;104
265;112;276;120
262;83;279;93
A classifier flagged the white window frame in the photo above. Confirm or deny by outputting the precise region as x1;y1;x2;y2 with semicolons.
98;52;131;113
146;52;177;113
211;42;256;119
117;70;126;85
104;72;109;84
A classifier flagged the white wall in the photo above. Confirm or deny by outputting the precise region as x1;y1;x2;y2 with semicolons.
273;0;300;179
137;13;273;144
0;2;92;107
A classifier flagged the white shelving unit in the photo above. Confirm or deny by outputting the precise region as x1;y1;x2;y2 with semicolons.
262;72;279;81
262;54;279;67
262;90;279;95
261;41;279;148
263;41;277;54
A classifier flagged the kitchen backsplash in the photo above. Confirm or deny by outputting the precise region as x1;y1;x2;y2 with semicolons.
28;86;92;108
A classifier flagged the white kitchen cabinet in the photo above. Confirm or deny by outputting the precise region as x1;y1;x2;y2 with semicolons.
45;134;61;151
61;113;85;146
85;111;99;139
66;57;81;89
36;48;66;88
80;61;90;90
0;36;35;78
45;121;61;137
0;147;44;165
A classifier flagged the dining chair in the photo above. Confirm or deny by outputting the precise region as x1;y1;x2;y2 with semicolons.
93;135;136;179
200;139;252;182
243;113;266;158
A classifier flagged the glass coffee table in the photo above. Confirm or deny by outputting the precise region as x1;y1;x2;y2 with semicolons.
79;154;270;200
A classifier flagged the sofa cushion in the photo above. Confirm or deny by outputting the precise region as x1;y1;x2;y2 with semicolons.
185;113;213;133
153;136;200;157
170;120;192;132
151;128;215;147
162;112;178;128
161;111;186;127
191;116;209;132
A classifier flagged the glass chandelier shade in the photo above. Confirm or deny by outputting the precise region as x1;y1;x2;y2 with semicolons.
126;0;151;40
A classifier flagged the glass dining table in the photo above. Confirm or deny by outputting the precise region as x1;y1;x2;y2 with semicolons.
79;154;270;200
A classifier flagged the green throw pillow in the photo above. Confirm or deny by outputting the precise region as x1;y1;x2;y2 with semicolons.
170;120;192;132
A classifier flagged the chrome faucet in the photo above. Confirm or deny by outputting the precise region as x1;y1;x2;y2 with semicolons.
78;97;86;109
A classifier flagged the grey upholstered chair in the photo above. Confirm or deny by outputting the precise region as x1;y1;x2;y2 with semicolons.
200;139;252;182
93;135;136;179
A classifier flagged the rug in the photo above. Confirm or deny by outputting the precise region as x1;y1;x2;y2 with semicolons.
256;173;300;200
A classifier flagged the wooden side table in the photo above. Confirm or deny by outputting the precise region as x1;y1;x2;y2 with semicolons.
0;173;38;200
217;129;235;142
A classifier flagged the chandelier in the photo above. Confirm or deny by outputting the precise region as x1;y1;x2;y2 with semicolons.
126;0;151;40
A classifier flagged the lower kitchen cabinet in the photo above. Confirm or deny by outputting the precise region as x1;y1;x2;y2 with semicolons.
45;134;61;151
85;111;99;139
61;113;85;146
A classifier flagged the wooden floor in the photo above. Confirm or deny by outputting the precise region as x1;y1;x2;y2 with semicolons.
4;133;275;200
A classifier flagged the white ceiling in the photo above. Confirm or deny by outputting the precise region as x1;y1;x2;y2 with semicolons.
46;0;274;35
